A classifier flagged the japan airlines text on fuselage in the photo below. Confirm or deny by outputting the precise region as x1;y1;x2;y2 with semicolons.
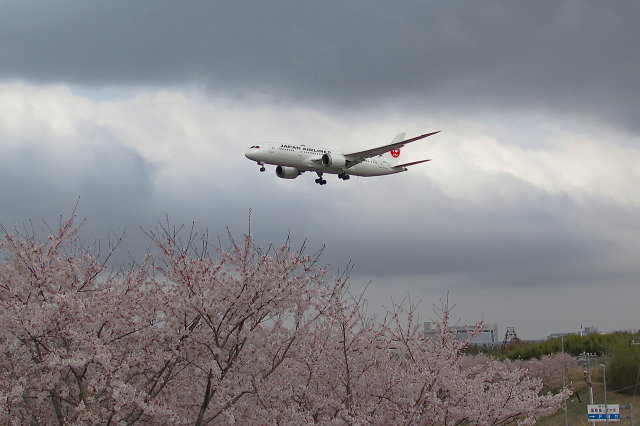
245;131;439;185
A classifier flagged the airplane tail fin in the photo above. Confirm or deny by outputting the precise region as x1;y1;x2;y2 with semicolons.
382;132;406;164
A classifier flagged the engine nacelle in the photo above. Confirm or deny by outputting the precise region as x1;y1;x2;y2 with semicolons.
321;153;347;168
276;165;300;179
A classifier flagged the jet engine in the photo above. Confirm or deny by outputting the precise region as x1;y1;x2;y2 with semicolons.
321;153;347;168
276;165;300;179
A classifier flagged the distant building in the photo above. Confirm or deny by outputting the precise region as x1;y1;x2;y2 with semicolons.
424;322;498;346
583;326;598;335
547;325;598;341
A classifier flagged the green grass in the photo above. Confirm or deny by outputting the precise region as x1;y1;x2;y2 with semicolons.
537;380;639;425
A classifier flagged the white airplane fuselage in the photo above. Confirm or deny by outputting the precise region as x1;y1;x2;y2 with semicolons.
245;143;403;177
245;131;438;185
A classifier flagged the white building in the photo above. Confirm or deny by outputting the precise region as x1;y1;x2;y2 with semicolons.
423;322;499;346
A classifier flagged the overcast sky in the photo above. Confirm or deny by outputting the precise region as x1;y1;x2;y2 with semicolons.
1;1;639;340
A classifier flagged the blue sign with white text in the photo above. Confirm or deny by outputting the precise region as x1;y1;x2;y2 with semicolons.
587;404;621;422
588;414;621;420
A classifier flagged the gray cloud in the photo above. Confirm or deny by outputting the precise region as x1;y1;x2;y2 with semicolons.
1;1;639;130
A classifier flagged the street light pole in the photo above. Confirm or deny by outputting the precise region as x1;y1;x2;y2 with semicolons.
600;363;608;425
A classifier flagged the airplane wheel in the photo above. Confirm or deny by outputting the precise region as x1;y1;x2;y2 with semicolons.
260;167;265;172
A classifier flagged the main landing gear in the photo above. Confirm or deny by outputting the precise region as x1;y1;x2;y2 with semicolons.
315;172;327;185
338;173;350;181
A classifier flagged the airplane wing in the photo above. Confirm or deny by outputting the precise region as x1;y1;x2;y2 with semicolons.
343;131;440;167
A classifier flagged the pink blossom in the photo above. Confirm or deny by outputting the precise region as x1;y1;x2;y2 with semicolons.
0;216;570;424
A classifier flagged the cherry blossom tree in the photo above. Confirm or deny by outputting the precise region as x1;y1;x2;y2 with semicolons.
0;216;174;424
376;303;571;426
460;352;579;397
142;222;351;425
1;215;570;425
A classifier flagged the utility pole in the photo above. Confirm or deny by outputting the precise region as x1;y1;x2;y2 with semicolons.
630;336;638;425
600;363;609;425
581;352;597;425
562;336;568;426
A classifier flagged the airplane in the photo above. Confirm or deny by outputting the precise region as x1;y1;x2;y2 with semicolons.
245;131;439;185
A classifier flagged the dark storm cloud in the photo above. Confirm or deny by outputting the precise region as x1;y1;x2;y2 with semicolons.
1;1;639;130
296;182;608;289
0;129;157;237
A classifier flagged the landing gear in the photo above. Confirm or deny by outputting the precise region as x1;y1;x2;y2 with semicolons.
315;172;327;185
338;173;350;181
258;162;266;172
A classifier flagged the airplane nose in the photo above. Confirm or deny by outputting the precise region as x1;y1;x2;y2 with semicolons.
245;145;262;160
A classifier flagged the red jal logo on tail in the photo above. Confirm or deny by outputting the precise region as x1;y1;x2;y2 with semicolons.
390;149;400;158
